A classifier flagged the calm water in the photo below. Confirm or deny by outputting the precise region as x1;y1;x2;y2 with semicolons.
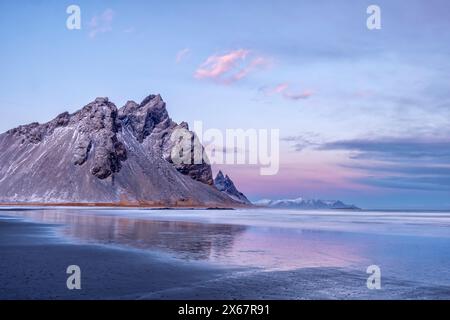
1;207;450;287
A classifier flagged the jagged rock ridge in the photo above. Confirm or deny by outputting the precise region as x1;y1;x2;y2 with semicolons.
214;171;251;204
0;94;240;206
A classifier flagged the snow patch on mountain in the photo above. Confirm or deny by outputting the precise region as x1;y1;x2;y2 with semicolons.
254;197;359;210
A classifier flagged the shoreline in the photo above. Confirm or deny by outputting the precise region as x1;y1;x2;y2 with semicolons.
0;202;248;210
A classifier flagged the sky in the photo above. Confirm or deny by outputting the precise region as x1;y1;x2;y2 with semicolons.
1;0;450;209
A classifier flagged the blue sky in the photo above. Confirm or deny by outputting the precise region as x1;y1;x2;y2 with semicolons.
1;0;450;209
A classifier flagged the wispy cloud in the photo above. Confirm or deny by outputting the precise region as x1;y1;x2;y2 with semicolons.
194;49;270;84
283;90;314;100
88;9;115;39
176;48;191;63
282;134;450;191
231;56;269;82
262;83;313;101
319;138;450;161
281;133;322;151
318;137;450;191
204;144;243;156
351;174;450;191
264;83;289;95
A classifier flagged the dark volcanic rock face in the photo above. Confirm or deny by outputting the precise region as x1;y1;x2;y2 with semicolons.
72;97;127;179
119;95;169;143
161;122;214;186
119;95;213;185
214;171;251;204
0;94;236;206
7;112;71;144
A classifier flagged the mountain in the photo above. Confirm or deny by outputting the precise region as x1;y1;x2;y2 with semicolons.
0;94;244;207
214;171;251;205
254;197;359;210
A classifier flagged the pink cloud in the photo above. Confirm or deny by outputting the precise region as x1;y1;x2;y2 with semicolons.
195;49;269;84
274;83;289;94
263;83;314;101
88;9;115;39
231;56;270;82
176;48;191;63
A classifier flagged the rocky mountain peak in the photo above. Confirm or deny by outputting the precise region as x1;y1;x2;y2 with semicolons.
0;93;249;206
214;171;251;204
95;97;109;104
71;98;126;179
6;111;71;144
216;170;225;181
74;97;120;132
179;121;189;130
139;94;161;107
125;95;214;186
119;94;170;143
215;171;237;190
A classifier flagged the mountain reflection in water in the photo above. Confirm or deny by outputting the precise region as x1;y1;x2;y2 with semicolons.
2;208;364;271
11;209;247;261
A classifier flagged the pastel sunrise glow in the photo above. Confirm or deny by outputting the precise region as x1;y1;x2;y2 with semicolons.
1;0;449;209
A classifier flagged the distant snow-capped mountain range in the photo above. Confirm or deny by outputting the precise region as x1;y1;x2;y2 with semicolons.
254;197;359;210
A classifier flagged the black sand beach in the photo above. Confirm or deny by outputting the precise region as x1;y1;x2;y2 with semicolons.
1;212;450;300
0;216;231;299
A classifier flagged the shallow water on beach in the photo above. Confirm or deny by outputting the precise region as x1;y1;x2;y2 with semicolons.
1;207;450;288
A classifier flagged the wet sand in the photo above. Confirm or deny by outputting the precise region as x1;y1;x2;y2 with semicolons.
0;216;231;299
1;212;450;300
